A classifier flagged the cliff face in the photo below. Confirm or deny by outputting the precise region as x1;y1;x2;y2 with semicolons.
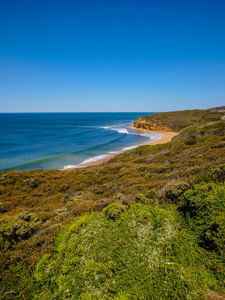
133;119;172;131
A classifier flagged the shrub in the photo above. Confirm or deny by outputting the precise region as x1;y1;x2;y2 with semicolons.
210;164;225;182
0;203;7;213
146;188;158;199
66;200;97;216
33;204;219;299
96;198;113;211
103;202;127;219
55;208;69;220
165;181;190;201
61;189;74;203
136;193;156;205
0;212;40;251
181;182;225;253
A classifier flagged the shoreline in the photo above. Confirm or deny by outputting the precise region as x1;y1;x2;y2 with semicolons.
128;126;178;145
84;126;178;167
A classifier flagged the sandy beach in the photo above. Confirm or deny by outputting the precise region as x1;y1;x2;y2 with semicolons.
85;126;178;167
128;126;178;145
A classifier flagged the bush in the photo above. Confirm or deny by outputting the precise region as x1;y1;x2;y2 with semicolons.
103;202;127;219
0;212;40;251
136;193;156;205
166;181;190;201
210;164;225;182
181;182;225;253
0;203;7;213
33;203;220;299
146;188;158;199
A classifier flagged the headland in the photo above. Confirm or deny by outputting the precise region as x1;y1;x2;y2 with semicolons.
1;108;225;299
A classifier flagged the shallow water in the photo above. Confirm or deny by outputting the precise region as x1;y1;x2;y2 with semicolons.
0;112;160;171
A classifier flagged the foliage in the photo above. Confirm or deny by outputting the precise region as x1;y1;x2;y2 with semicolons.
172;121;225;143
34;203;219;299
165;181;189;201
210;164;225;182
181;182;225;254
0;211;40;251
103;202;127;219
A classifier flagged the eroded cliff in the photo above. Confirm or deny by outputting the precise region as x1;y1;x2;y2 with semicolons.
133;119;172;131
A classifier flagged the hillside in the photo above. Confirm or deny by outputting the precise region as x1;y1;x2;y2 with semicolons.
0;110;225;299
133;109;224;131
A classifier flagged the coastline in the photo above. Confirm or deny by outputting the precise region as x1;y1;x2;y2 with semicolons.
128;126;178;145
84;126;178;167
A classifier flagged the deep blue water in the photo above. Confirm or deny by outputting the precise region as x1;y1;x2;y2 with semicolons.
0;113;161;171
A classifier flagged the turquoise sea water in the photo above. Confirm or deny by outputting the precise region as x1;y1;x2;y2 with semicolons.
0;113;161;172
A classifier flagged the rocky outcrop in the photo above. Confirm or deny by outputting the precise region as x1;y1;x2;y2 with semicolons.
133;119;172;131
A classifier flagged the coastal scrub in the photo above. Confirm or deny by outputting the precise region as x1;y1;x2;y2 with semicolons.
34;203;220;299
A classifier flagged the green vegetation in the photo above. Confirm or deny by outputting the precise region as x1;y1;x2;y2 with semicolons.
134;109;224;131
34;203;221;299
0;110;225;299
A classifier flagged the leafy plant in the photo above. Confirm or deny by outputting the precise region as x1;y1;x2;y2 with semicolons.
165;181;190;202
34;203;218;299
181;182;225;254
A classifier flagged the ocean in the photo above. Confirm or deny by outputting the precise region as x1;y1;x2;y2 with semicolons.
0;113;161;172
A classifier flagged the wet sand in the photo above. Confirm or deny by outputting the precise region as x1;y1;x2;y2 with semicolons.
85;126;178;167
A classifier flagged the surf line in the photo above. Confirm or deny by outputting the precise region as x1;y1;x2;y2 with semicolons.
62;127;163;170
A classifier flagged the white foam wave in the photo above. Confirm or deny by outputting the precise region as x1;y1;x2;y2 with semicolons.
62;164;86;170
101;125;129;134
80;154;110;165
129;127;163;144
122;145;139;151
62;126;163;170
114;128;129;134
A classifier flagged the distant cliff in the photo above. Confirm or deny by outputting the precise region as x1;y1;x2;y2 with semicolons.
133;119;171;131
133;109;224;132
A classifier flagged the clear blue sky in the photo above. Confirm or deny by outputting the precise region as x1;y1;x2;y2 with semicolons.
0;0;225;112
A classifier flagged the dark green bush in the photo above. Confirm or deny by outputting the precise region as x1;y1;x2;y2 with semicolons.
136;191;157;205
146;188;158;199
0;212;40;251
210;164;225;182
181;182;225;253
166;181;190;201
103;202;127;219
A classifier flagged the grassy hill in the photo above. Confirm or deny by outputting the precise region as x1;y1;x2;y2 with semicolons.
133;109;224;131
0;110;225;299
